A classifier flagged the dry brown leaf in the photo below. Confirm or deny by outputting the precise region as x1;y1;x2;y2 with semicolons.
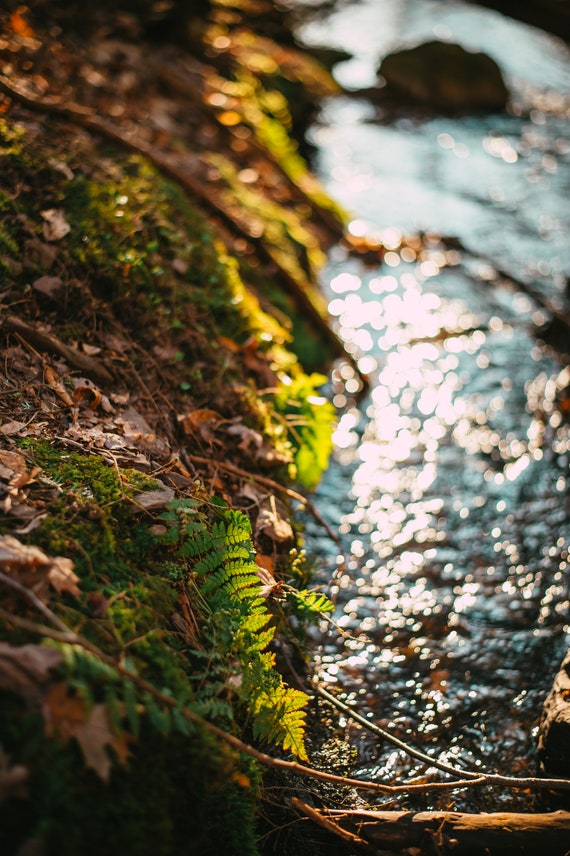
177;408;222;435
0;450;40;492
116;407;170;459
0;421;27;436
80;343;102;356
73;384;102;410
0;535;80;602
0;643;63;705
72;704;116;782
0;450;28;481
256;504;294;544
47;557;81;599
32;275;63;299
43;685;131;781
44;364;74;407
40;208;71;242
255;554;280;597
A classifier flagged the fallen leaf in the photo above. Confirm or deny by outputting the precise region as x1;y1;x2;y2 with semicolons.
0;643;63;705
32;275;64;299
47;557;81;599
0;421;27;436
0;450;28;481
73;384;102;410
178;408;222;432
44;364;74;407
116;407;170;458
177;409;224;444
0;535;80;602
256;503;294;544
72;704;115;782
43;684;131;781
40;209;71;242
255;554;280;597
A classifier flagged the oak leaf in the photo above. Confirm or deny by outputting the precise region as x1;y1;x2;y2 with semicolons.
42;683;132;782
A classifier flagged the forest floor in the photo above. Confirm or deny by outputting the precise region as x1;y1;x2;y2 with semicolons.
1;3;570;856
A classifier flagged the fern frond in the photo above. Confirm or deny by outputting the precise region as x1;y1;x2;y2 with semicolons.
251;684;309;760
290;589;334;616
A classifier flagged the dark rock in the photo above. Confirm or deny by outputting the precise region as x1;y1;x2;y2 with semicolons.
537;648;570;777
378;40;509;112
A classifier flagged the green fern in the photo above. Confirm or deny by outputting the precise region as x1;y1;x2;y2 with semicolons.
159;499;311;758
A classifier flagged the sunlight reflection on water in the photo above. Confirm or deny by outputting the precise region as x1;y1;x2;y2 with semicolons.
294;0;570;811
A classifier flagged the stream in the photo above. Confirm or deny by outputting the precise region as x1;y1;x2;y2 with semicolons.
295;0;570;811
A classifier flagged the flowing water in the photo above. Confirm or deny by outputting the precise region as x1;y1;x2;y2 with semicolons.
294;0;570;810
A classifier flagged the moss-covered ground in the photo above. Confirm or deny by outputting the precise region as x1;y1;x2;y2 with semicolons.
0;3;357;854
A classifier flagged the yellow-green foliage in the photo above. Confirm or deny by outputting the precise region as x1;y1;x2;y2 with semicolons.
273;372;335;490
159;498;311;759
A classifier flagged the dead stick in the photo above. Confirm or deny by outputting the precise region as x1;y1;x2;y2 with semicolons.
2;315;113;386
321;807;570;854
291;797;369;846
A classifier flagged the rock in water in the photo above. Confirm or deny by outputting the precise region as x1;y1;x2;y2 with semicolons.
378;40;509;112
537;648;570;777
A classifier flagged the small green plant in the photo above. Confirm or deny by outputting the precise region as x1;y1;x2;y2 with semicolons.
273;372;335;489
159;498;311;759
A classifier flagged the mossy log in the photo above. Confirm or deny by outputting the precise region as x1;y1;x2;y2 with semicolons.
300;805;570;855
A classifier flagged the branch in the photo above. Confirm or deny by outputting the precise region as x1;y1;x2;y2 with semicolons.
314;684;482;781
184;452;345;553
1;315;114;387
318;806;570;854
291;798;369;847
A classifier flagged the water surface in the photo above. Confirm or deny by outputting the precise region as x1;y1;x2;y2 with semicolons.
296;0;570;810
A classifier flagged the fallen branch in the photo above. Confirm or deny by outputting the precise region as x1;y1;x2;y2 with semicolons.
1;314;113;387
316;807;570;855
291;798;368;847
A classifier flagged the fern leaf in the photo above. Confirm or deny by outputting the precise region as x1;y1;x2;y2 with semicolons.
251;684;309;760
292;589;335;615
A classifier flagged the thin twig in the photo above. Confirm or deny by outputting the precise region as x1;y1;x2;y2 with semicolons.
1;314;113;386
314;684;482;781
291;797;369;846
185;452;345;552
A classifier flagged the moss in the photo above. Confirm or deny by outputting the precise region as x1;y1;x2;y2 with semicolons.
0;4;347;847
0;694;260;856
